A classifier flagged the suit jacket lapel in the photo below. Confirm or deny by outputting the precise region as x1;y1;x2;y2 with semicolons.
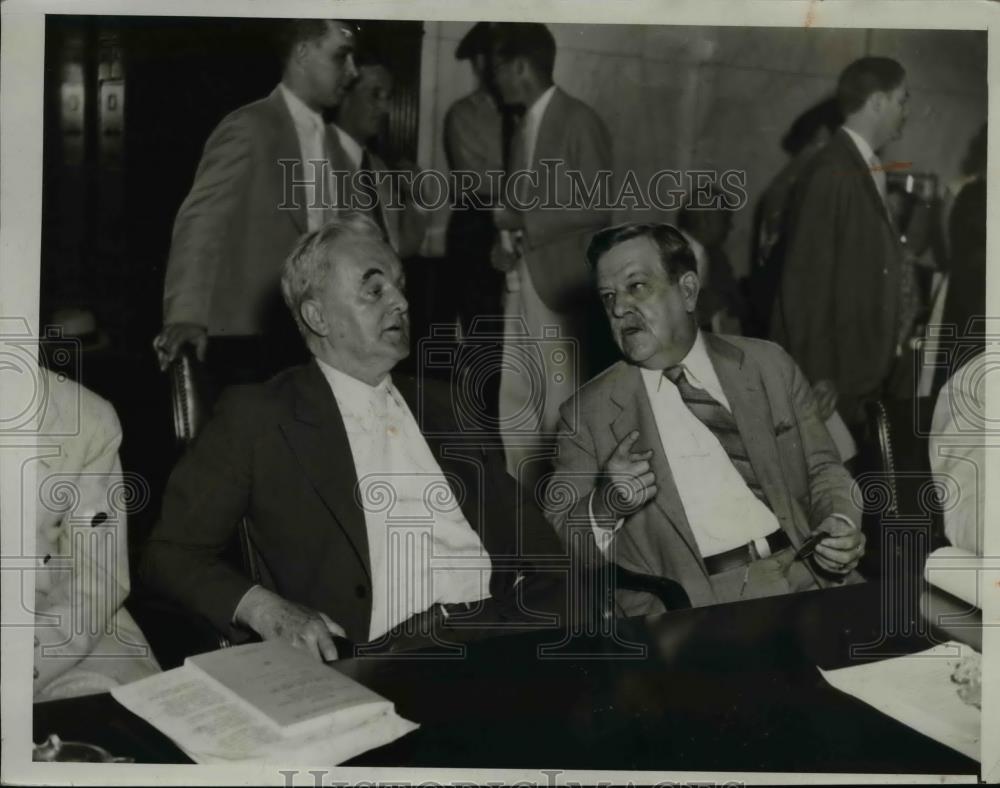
704;334;795;529
280;361;371;581
834;128;896;232
531;86;565;168
267;87;308;235
608;365;705;571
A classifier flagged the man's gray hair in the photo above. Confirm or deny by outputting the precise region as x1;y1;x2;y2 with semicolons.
280;212;386;338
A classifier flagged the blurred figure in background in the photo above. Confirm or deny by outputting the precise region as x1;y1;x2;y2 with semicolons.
489;22;614;480
917;124;986;400
441;22;511;426
332;49;427;258
677;196;748;336
746;98;842;339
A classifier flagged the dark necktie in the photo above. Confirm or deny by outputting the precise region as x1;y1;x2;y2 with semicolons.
359;149;387;236
664;366;772;510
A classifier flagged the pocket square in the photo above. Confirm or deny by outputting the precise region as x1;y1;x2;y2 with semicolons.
774;421;795;436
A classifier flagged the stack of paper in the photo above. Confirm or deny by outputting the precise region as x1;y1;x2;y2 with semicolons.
818;641;980;762
111;641;418;764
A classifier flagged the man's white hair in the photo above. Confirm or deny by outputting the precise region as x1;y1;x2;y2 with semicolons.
280;212;387;339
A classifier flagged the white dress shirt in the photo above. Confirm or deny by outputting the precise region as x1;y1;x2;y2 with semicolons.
592;332;781;558
317;360;493;640
280;83;332;231
842;124;887;206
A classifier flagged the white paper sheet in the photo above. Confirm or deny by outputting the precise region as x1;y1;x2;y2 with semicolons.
111;647;419;764
925;546;984;609
818;642;981;762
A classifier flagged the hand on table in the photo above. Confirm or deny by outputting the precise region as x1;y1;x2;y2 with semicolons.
811;516;866;575
234;586;346;662
153;323;207;371
592;431;658;523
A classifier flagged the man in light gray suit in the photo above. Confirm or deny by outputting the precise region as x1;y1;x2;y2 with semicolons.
547;223;866;616
488;22;614;479
155;19;358;384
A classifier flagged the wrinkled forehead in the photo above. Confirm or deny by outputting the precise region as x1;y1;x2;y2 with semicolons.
327;235;402;285
596;236;664;286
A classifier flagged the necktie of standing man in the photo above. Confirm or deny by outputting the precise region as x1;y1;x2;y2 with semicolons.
359;149;387;236
664;366;773;510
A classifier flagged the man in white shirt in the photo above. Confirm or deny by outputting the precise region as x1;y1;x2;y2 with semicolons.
143;213;563;660
155;19;359;386
771;57;909;431
548;223;865;615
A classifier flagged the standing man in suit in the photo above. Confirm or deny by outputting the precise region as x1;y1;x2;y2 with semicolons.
547;223;865;616
488;22;614;480
771;57;909;430
331;51;427;259
142;214;563;659
440;23;510;427
154;19;358;386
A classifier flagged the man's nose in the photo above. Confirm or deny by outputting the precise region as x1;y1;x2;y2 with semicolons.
610;293;632;319
344;54;359;81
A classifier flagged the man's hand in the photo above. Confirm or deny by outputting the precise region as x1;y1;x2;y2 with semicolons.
234;586;346;662
490;240;519;273
811;516;866;575
153;322;207;371
592;431;658;523
812;379;838;421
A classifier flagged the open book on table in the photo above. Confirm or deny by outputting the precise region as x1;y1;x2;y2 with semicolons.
111;640;418;764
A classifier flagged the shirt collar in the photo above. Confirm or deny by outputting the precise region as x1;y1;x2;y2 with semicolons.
332;123;365;169
315;357;392;420
841;124;878;164
639;330;729;408
279;83;325;132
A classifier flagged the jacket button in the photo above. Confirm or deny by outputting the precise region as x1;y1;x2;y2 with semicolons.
354;585;367;598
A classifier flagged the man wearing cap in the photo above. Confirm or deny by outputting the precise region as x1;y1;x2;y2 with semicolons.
547;223;865;616
155;19;358;386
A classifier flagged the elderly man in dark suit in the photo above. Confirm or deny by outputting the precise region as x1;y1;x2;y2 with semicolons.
771;57;910;429
547;223;865;616
143;213;562;660
155;19;358;385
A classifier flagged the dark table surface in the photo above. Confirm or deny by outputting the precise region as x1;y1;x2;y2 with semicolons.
33;580;982;775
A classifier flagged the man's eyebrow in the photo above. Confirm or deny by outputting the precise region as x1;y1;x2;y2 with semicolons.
361;267;385;283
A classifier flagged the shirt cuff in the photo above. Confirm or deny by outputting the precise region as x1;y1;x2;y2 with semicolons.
232;584;261;626
828;512;858;530
588;489;625;556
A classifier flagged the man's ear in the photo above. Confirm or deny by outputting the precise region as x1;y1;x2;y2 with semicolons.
678;270;701;313
300;298;327;338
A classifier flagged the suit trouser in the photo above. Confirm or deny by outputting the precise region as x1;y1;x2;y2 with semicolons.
497;258;579;486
